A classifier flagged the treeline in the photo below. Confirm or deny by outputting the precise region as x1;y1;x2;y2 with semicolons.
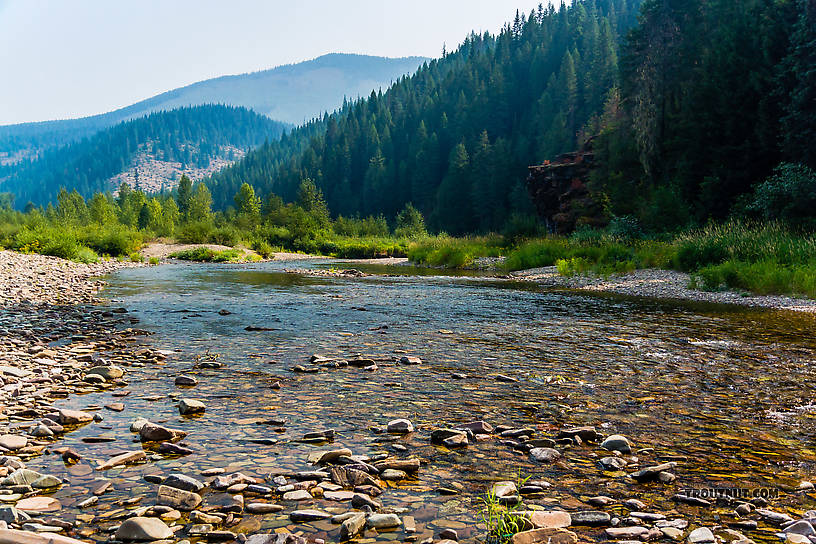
208;0;643;234
1;105;286;208
0;177;428;262
592;0;816;230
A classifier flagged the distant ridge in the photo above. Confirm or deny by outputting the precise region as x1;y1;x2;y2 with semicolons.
0;53;427;161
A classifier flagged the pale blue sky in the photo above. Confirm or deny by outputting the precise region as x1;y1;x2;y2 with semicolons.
0;0;546;125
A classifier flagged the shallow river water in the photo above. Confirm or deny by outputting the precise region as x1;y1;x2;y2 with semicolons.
26;261;816;543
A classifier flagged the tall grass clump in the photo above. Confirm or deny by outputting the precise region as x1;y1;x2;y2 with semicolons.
408;235;504;268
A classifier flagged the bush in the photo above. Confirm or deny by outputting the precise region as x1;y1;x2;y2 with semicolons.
83;226;141;256
177;221;216;244
251;239;275;258
745;163;816;230
74;246;99;264
170;247;245;262
407;235;503;267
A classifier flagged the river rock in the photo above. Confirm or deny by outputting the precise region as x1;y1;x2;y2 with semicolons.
139;422;187;442
157;484;201;510
0;529;89;544
688;527;716;544
529;511;572;529
605;526;650;539
512;528;578;544
381;469;406;480
282;490;312;501
96;450;146;471
86;365;123;381
431;429;468;447
456;421;493;434
246;503;284;514
178;399;206;415
56;409;93;426
340;513;366;540
598;456;628;470
757;509;795;525
3;469;44;486
375;458;420;473
31;475;62;489
307;448;352;465
785;521;816;536
557;426;599;442
115;517;173;541
629;462;677;482
367;513;401;529
492;481;518;498
30;425;53;438
570;511;611;526
0;435;27;451
15;496;61;513
289;510;331;522
601;434;632;453
163;473;205;492
175;375;198;386
530;447;561;463
386;419;414;433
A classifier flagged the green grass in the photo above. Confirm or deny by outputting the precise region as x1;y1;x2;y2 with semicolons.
407;235;504;267
502;237;674;274
169;247;249;263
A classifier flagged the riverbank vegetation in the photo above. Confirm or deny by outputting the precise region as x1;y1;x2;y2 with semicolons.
0;176;426;262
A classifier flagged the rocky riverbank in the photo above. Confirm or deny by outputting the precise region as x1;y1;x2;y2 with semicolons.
508;266;816;313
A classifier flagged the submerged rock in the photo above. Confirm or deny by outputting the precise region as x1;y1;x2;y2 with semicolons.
115;517;173;541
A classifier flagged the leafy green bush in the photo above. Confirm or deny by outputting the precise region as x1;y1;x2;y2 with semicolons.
408;235;503;267
74;246;100;264
176;220;216;244
170;247;245;262
692;259;816;298
745;163;816;229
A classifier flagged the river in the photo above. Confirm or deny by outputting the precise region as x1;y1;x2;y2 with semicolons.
25;260;816;543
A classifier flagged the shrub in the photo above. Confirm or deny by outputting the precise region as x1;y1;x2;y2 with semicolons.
176;221;216;244
502;213;543;243
74;246;99;264
129;252;144;263
148;257;159;265
251;239;275;258
746;163;816;229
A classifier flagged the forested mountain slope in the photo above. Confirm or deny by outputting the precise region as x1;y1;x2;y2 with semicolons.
208;1;642;233
0;54;426;162
0;105;285;207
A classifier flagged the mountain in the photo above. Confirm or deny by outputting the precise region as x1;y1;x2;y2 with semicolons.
0;53;427;162
207;1;642;233
1;105;286;207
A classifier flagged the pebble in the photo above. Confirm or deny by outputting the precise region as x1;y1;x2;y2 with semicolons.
115;517;173;541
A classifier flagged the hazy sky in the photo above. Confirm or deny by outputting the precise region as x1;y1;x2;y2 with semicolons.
0;0;546;125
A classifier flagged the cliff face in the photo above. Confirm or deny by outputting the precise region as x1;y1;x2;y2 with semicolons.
526;140;606;233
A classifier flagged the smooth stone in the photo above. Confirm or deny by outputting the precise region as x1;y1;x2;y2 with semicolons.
492;481;518;499
557;426;599;442
246;503;284;514
31;476;62;489
0;436;27;451
0;529;88;544
601;434;632;453
163;473;205;492
56;409;93;426
289;510;331;522
178;399;206;416
688;527;716;544
381;469;407;481
3;470;43;486
605;527;650;539
570;511;611;526
156;485;201;511
96;450;146;471
386;419;414;434
175;375;198;386
15;497;61;513
786;521;816;536
307;448;352;465
598;456;628;471
115;517;173;541
512;528;578;544
282;490;312;501
139;422;187;442
86;365;124;380
530;448;561;463
529;511;571;529
367;513;401;529
340;513;366;540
